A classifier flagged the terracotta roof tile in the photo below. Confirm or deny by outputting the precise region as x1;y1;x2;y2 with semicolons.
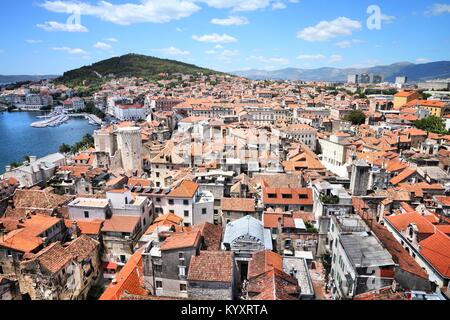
99;249;149;300
187;251;234;283
221;198;256;213
168;180;199;198
160;230;201;251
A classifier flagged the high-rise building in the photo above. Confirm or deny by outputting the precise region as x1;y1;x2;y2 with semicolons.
347;74;359;84
360;73;371;84
395;76;408;85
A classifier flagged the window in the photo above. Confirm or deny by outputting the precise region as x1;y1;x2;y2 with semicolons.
179;252;184;259
180;284;187;292
183;200;189;206
84;211;90;219
156;281;163;289
202;208;207;215
156;172;160;178
282;194;292;199
179;266;186;277
156;198;161;203
169;199;174;205
154;265;162;272
184;211;189;217
268;193;277;199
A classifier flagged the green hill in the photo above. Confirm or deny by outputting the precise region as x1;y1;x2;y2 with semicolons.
56;53;220;86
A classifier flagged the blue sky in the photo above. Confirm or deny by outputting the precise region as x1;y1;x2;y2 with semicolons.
0;0;449;75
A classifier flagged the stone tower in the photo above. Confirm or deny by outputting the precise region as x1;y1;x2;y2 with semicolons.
116;127;143;174
350;159;371;196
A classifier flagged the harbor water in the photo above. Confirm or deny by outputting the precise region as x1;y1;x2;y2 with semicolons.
0;111;97;174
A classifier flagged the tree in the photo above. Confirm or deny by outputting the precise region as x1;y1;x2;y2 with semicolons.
305;221;318;234
422;92;432;100
414;116;448;134
343;110;366;125
59;143;71;154
9;161;21;169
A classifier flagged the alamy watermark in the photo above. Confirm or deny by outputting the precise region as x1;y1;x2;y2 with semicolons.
367;4;387;30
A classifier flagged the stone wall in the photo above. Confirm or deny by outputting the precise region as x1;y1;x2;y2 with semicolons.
188;281;233;300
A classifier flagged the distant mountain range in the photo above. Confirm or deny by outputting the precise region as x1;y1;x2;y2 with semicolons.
56;53;220;86
0;74;58;84
232;61;450;82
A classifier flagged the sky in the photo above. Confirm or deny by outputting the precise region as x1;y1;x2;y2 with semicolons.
0;0;449;75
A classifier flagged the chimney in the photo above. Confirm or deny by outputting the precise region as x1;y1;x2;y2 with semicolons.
29;156;37;163
71;220;79;240
278;217;283;234
5;165;11;172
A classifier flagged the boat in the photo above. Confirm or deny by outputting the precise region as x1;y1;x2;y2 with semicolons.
30;114;70;128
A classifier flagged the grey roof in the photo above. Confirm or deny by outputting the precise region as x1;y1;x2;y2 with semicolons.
283;257;314;297
222;215;272;250
353;159;370;167
340;234;394;268
14;153;65;174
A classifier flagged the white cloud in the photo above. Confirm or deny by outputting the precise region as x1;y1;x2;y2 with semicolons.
176;27;183;32
336;39;362;48
297;54;326;61
37;21;88;32
192;33;237;43
297;17;361;42
198;0;274;12
381;14;396;24
94;42;112;50
328;54;343;63
416;58;430;63
249;55;289;65
215;44;223;49
205;50;218;55
52;47;88;55
297;54;342;63
210;16;249;26
104;38;118;42
272;2;286;10
152;46;191;56
25;39;43;44
426;3;450;16
40;0;201;25
216;49;240;62
220;49;239;57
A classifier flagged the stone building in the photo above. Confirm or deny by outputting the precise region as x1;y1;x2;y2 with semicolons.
0;214;66;275
187;251;237;300
0;178;19;217
222;215;273;281
143;230;202;298
0;276;21;300
18;235;100;300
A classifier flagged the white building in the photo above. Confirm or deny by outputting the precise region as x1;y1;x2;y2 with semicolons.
114;104;147;121
151;180;214;227
3;153;66;187
16;94;53;111
68;198;111;221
